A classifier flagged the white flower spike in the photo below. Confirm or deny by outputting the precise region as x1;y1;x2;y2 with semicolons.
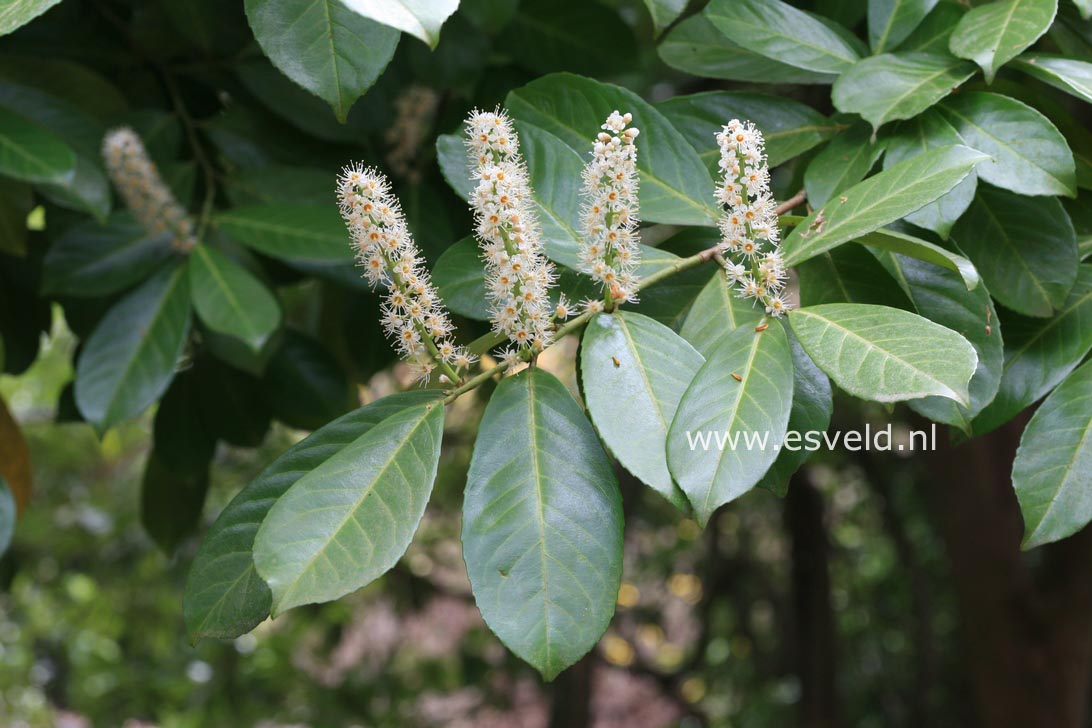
579;110;641;304
102;127;197;252
337;164;471;382
465;109;557;352
714;119;790;317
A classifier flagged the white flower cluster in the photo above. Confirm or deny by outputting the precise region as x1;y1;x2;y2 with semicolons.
102;127;197;252
465;109;557;354
337;164;472;382
715;120;789;317
579;110;641;304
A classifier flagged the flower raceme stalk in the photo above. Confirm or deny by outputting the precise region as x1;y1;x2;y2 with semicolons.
715;119;790;317
579;110;641;305
337;165;472;383
464;109;559;363
102;127;198;253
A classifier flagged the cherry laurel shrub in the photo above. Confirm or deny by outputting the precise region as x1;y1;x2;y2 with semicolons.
0;0;1089;683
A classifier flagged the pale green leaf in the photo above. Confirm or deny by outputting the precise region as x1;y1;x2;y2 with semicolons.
1014;55;1092;104
949;0;1057;82
339;0;459;48
678;271;763;356
189;245;282;353
0;0;63;36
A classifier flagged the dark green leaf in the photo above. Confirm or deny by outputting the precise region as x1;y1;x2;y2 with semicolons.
869;0;939;53
141;450;209;555
804;122;886;208
798;245;914;307
42;214;174;297
216;204;354;263
189;245;282;353
0;106;74;184
260;330;355;431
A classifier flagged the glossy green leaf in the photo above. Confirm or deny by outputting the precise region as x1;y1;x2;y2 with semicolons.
645;0;686;32
657;91;837;173
184;391;439;640
705;0;862;75
254;400;444;614
0;0;63;36
789;303;978;405
952;186;1077;317
784;144;987;265
855;226;980;289
189;245;282;353
260;330;355;431
949;0;1057;82
141;450;210;555
433;236;489;319
833;52;975;132
877;252;1003;432
804;123;886;208
216;205;353;263
42;215;175;297
506;73;719;226
339;0;459;48
973;266;1092;434
499;1;638;76
581;311;703;509
896;1;966;53
869;0;939;53
667;321;794;526
678;271;763;356
798;245;914;307
1013;359;1092;548
1015;55;1092;104
244;0;399;121
463;368;622;680
658;13;837;85
939;92;1076;197
0;106;74;184
75;263;191;431
883;109;976;238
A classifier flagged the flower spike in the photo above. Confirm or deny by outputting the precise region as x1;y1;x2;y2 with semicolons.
102;127;197;252
337;164;471;382
579;110;641;304
715;120;790;317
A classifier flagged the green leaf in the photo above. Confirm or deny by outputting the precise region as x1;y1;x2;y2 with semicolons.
877;252;1003;432
678;271;763;356
225;165;335;207
506;73;719;227
855;226;980;289
154;370;217;477
581;311;703;509
869;0;939;53
189;245;282;353
260;330;356;431
798;245;915;307
658;13;837;85
952;186;1077;317
973;266;1092;434
949;0;1057;82
883;109;976;238
1013;359;1092;548
657;91;837;173
939;91;1076;198
1014;55;1092;104
498;1;638;76
215;205;354;263
644;0;686;32
254;399;444;615
789;303;978;405
0;0;63;36
667;321;794;526
832;52;975;132
463;368;622;680
0;477;14;557
896;1;966;53
339;0;459;48
433;236;490;319
42;215;173;297
0;190;27;258
244;0;399;121
141;450;210;555
784;144;987;266
0;106;74;184
75;262;192;431
804;122;886;208
705;0;862;75
184;391;439;640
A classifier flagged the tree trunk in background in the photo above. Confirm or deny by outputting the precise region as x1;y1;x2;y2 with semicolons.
922;417;1092;728
549;653;593;728
786;470;840;728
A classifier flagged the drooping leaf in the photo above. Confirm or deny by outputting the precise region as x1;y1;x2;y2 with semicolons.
260;330;355;431
949;0;1058;82
784;144;987;265
869;0;939;53
195;357;272;447
581;311;704;509
244;0;399;121
74;262;192;431
952;186;1077;317
1013;359;1092;548
832;52;975;132
1014;55;1092;104
666;321;794;526
254;400;444;614
804;122;886;208
973;266;1092;434
0;0;64;36
184;391;439;640
338;0;459;48
42;215;174;297
855;226;980;289
463;368;622;680
798;244;914;307
154;370;217;477
678;271;764;356
705;0;862;75
215;204;354;263
188;245;282;353
141;450;210;555
0;106;75;184
788;302;978;405
939;92;1076;198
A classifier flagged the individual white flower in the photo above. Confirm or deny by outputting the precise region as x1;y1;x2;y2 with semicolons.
578;110;641;303
465;109;557;352
102;127;197;252
337;163;472;382
714;119;789;317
